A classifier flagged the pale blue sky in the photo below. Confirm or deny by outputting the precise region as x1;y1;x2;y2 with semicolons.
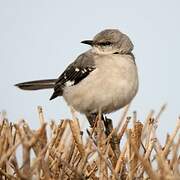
0;0;179;141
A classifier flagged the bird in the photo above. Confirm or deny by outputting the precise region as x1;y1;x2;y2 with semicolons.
15;29;139;127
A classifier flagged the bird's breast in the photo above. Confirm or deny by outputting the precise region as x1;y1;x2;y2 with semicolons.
63;54;138;114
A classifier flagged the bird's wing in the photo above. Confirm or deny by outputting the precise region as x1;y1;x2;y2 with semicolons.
50;52;96;100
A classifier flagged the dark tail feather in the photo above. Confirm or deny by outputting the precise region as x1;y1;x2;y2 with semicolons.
15;79;57;90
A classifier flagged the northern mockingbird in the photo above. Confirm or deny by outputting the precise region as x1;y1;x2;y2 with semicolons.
15;29;139;126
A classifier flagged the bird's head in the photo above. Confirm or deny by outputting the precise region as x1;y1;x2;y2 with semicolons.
81;29;134;55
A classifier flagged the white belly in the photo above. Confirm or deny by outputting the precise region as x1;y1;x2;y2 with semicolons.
63;54;138;114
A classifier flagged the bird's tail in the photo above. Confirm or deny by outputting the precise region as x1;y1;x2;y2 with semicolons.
15;79;57;90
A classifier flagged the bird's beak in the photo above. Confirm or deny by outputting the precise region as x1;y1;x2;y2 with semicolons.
81;40;94;46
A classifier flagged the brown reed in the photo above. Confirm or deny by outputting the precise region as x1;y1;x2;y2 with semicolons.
0;105;179;180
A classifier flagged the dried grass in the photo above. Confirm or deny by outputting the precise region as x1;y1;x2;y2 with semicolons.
0;105;179;180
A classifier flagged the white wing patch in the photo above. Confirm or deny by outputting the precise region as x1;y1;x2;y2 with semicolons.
65;80;75;87
75;68;80;72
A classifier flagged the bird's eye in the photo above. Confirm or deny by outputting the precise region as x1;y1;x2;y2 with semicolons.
99;41;112;46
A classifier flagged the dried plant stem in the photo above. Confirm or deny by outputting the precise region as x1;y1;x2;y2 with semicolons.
0;106;179;180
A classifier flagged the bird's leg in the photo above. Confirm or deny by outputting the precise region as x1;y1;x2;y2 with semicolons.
86;113;112;135
103;116;120;161
86;112;106;128
86;113;120;160
103;116;113;137
86;113;98;128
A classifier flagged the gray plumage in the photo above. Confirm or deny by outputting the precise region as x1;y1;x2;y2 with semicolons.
50;52;96;100
93;29;134;54
15;79;56;90
15;29;138;125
